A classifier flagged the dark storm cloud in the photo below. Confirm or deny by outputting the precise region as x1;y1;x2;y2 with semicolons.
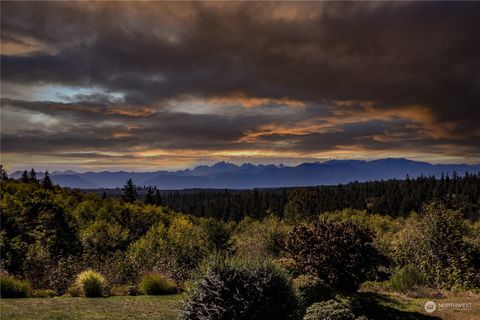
1;98;290;153
1;1;480;164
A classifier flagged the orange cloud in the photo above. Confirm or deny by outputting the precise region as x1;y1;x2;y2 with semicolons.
207;93;305;108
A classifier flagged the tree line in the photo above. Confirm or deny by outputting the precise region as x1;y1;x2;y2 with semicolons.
156;173;480;220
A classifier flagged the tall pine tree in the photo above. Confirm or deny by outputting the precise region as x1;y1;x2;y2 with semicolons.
21;170;29;183
41;170;54;189
29;168;37;182
144;186;155;204
122;179;138;203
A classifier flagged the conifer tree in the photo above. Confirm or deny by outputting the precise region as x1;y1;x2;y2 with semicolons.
21;170;29;183
29;168;37;182
122;178;138;203
41;170;54;189
144;186;155;204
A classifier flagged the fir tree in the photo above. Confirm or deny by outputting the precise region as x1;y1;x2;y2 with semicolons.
29;168;37;182
144;186;155;204
122;178;138;203
41;170;54;189
21;170;29;183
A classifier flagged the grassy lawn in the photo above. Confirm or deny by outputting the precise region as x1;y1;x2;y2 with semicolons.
378;291;480;320
1;292;478;320
0;295;182;320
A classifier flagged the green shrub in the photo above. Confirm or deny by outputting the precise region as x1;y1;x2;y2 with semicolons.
293;275;334;308
31;289;55;298
303;300;356;320
74;269;108;297
127;217;208;282
139;273;176;295
0;275;31;298
182;259;298;320
389;264;425;292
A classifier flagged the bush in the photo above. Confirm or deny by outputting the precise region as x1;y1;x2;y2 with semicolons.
303;300;356;320
293;275;334;308
127;284;139;296
182;259;298;320
389;264;425;292
0;275;31;298
394;202;480;289
67;284;82;297
285;219;388;292
127;217;208;282
48;256;83;295
233;216;289;261
31;289;55;298
139;273;176;295
74;269;108;297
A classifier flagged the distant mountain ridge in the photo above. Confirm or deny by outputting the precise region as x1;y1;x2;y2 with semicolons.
9;158;480;189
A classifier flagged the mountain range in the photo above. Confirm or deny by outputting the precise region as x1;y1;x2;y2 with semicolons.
9;158;480;190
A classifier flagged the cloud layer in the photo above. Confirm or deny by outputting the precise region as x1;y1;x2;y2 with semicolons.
2;2;479;170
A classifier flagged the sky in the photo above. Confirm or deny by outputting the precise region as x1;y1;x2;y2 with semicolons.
1;2;480;172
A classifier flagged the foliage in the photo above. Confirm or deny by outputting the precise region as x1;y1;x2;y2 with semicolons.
0;275;31;298
1;177;479;301
284;189;318;222
0;185;79;278
139;273;176;295
31;289;55;298
41;171;54;189
182;259;298;320
127;216;208;282
272;257;299;275
293;275;334;308
122;179;138;203
389;264;425;292
199;218;234;254
394;202;480;289
159;173;480;220
74;269;108;297
48;255;84;295
233;216;290;260
303;300;356;320
285;219;388;292
67;284;82;297
23;241;55;289
80;219;130;254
